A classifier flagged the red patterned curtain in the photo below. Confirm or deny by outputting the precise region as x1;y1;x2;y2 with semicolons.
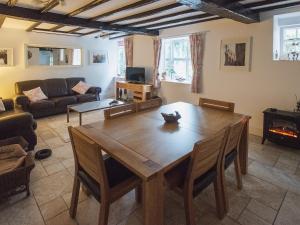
124;36;133;67
189;33;206;93
153;38;162;88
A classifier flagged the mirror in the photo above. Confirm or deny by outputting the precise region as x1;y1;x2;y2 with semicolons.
26;45;82;66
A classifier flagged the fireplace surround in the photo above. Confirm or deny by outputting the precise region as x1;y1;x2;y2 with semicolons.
262;108;300;149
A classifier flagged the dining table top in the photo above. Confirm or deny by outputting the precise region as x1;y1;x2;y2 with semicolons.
75;102;250;180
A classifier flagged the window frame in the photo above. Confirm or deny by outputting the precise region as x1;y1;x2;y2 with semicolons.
117;40;126;77
280;24;300;60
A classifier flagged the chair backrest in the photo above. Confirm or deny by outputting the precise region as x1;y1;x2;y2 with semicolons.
104;103;136;119
68;126;109;191
225;116;248;155
136;98;162;112
187;127;230;184
199;98;235;112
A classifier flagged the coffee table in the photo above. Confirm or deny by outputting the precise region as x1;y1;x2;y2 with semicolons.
67;99;125;125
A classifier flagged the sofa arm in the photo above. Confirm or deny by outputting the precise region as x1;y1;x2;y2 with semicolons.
2;99;14;111
15;95;30;110
87;87;101;100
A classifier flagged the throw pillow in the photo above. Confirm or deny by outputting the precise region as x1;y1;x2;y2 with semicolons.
72;81;91;95
23;87;48;102
0;99;5;112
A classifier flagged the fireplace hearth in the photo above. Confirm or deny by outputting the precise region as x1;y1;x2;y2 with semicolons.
262;108;300;149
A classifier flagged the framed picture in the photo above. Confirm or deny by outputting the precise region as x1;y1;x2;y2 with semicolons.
0;48;13;67
89;50;108;64
220;37;252;72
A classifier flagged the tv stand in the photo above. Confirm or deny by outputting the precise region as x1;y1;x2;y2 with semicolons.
116;81;152;102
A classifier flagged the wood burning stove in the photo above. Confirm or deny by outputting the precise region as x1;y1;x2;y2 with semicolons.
262;108;300;149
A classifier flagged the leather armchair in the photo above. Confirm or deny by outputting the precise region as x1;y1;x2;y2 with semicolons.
0;99;37;150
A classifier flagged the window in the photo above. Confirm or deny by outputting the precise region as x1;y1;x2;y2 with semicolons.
117;40;126;76
159;36;193;82
273;12;300;61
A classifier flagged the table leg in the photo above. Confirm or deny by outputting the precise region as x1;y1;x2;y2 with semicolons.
239;119;249;175
143;173;164;225
67;107;70;123
79;113;82;126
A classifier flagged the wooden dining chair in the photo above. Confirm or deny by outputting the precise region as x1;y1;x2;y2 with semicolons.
221;116;248;213
165;127;230;225
104;103;136;119
199;98;235;112
68;126;141;225
136;97;162;112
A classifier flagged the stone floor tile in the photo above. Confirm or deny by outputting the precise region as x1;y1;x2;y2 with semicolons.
31;161;48;182
246;199;277;224
44;137;65;149
238;209;271;225
248;144;280;166
61;158;75;169
44;162;66;175
32;170;73;206
40;196;68;220
62;188;88;208
274;191;300;225
46;210;77;225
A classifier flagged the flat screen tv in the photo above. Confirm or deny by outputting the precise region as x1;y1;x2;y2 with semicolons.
126;67;145;84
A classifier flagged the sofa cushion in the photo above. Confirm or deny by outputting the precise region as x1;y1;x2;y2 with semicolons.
76;94;97;103
51;96;77;107
23;87;48;102
44;79;68;98
0;99;5;112
15;80;48;96
30;100;55;110
72;81;91;95
66;77;85;95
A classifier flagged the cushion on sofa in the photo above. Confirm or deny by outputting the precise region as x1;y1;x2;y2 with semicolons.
51;96;77;107
0;99;5;112
72;81;91;95
44;79;68;98
23;87;48;102
29;100;55;110
76;94;97;103
66;77;85;95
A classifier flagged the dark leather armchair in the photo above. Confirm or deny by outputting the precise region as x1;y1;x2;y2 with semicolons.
0;99;37;150
15;77;101;118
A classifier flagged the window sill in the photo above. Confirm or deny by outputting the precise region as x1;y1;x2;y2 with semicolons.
160;79;191;85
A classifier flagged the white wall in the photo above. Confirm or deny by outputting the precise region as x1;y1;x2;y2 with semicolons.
0;28;118;98
132;7;300;136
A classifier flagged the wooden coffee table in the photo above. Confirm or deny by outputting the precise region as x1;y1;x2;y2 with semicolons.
67;99;125;125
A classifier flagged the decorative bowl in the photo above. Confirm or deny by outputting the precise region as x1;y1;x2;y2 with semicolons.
161;111;181;123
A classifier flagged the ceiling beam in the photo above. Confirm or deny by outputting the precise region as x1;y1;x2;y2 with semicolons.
0;3;158;35
110;3;182;24
27;0;59;31
178;0;259;24
33;28;81;36
109;34;133;40
0;15;5;28
51;0;113;32
91;0;161;21
80;29;102;36
254;1;300;13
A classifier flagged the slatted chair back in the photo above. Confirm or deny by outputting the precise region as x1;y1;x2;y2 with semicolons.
225;116;248;155
187;127;230;183
104;103;136;119
68;127;109;191
136;98;162;112
199;98;235;112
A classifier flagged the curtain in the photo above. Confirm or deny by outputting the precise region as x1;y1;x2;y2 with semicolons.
153;38;162;88
124;36;133;67
189;32;206;93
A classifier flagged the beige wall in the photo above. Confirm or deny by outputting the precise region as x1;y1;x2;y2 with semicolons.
132;7;300;136
0;28;118;99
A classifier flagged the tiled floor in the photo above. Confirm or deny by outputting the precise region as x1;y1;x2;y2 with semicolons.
1;111;300;225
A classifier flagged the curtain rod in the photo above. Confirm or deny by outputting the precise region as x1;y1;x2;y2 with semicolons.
159;30;210;39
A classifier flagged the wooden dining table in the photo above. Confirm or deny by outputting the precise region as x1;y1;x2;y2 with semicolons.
75;102;250;225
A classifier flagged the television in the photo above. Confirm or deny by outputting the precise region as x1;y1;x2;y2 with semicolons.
126;67;145;84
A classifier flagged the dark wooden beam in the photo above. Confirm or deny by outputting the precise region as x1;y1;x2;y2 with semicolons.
254;1;300;13
33;28;81;36
109;3;182;24
0;15;5;28
27;0;59;32
99;32;119;38
80;29;101;36
91;0;161;21
67;27;83;33
0;3;159;35
109;34;133;40
178;0;259;24
244;0;288;9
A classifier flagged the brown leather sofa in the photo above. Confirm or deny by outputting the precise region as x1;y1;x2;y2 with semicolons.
15;77;101;118
0;99;37;150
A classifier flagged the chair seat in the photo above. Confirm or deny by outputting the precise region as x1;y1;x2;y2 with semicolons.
225;149;237;169
78;156;140;202
165;159;217;197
